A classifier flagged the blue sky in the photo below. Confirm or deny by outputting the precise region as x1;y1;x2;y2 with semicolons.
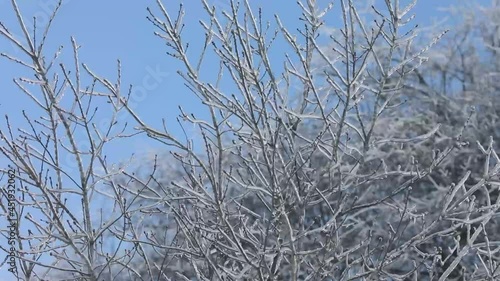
0;0;491;279
0;0;488;164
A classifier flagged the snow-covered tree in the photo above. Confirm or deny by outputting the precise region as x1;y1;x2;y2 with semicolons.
1;0;499;280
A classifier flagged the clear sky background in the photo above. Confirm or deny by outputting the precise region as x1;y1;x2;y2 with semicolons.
0;0;489;167
0;0;491;279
